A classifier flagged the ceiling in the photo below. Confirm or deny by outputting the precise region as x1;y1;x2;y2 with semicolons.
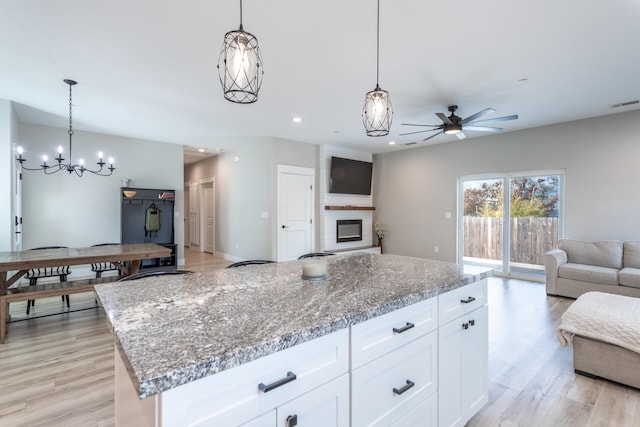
2;0;640;158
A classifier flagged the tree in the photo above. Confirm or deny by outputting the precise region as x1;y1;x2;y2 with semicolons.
464;176;559;218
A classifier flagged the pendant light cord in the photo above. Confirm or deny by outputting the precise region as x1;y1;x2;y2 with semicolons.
68;82;74;161
376;0;380;87
239;0;244;30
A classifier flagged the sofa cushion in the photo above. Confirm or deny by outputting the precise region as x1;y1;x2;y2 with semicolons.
619;267;640;289
558;239;623;269
624;241;640;269
558;263;619;285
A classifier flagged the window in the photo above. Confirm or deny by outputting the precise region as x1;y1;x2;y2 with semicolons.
459;171;563;280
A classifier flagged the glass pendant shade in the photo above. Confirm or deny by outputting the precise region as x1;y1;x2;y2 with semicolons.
362;85;393;137
218;28;263;104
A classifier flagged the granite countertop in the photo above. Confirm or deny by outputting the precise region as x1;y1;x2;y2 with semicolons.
94;253;492;399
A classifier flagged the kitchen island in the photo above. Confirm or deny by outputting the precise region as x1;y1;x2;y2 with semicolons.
95;253;492;427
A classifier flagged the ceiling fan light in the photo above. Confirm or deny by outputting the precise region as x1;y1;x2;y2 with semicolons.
363;87;393;137
444;124;462;135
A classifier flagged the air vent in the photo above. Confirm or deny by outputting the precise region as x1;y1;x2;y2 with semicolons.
404;142;417;146
611;100;639;108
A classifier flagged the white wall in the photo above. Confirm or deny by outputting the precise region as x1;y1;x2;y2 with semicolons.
0;100;17;251
185;137;317;261
18;123;184;271
185;138;273;261
373;110;640;262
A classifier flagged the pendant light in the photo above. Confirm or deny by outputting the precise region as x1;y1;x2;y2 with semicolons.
217;0;264;104
16;79;115;177
362;0;393;136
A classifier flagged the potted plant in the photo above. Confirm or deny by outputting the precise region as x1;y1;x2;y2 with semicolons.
374;221;387;254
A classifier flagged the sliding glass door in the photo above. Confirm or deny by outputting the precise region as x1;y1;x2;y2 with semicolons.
459;171;563;279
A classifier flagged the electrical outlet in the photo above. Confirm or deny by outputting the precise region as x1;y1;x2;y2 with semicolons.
235;243;239;249
434;246;439;253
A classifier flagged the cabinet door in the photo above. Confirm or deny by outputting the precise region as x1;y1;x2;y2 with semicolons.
276;374;349;427
460;305;488;420
438;305;488;427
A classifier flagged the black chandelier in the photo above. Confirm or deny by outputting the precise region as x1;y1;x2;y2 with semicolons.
16;79;115;177
362;0;393;137
217;0;264;104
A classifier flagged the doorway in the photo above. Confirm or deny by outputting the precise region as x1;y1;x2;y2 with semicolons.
459;171;563;279
184;178;215;253
201;178;215;254
277;165;314;261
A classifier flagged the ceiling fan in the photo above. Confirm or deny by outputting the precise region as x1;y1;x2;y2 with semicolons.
400;105;518;141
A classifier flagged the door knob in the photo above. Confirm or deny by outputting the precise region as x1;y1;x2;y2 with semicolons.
282;225;289;229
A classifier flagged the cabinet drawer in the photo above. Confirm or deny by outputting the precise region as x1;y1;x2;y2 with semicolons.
392;392;437;427
161;329;349;426
352;331;438;427
351;297;437;369
276;374;349;427
438;279;487;326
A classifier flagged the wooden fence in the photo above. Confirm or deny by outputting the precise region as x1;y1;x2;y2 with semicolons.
463;217;558;265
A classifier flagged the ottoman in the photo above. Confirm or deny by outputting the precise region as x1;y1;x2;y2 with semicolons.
557;291;640;389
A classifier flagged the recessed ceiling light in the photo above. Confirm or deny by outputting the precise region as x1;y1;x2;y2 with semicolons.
292;116;302;123
197;148;206;153
388;141;396;145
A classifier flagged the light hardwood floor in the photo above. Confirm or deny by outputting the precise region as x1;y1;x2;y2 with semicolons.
1;255;640;426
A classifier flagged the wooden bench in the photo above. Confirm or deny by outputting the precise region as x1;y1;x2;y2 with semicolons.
0;275;120;344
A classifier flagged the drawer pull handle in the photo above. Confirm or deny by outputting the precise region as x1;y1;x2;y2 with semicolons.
258;371;297;393
469;319;475;326
393;380;415;395
286;414;298;427
460;296;476;304
393;322;415;334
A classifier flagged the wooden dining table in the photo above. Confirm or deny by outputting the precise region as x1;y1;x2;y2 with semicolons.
0;243;171;295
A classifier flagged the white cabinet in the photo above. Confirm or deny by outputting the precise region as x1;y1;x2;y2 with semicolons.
115;280;489;427
352;332;438;426
277;374;349;427
438;279;488;427
351;297;439;426
351;298;438;369
116;329;349;427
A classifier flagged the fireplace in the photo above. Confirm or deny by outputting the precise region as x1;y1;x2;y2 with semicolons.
336;219;363;243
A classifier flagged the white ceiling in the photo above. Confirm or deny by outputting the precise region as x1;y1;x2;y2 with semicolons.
2;0;640;157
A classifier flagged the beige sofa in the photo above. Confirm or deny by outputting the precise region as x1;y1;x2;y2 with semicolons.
543;239;640;298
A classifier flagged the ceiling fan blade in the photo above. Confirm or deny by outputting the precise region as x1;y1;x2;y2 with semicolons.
422;130;444;141
469;114;518;125
460;108;495;124
399;128;439;136
456;132;466;140
463;125;503;132
436;112;453;125
400;123;442;127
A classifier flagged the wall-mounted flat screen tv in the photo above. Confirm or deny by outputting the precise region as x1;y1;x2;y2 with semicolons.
329;156;373;195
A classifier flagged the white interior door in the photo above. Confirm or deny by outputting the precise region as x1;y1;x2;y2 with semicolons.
201;179;215;254
189;182;200;247
12;150;22;251
184;185;190;248
277;165;314;261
